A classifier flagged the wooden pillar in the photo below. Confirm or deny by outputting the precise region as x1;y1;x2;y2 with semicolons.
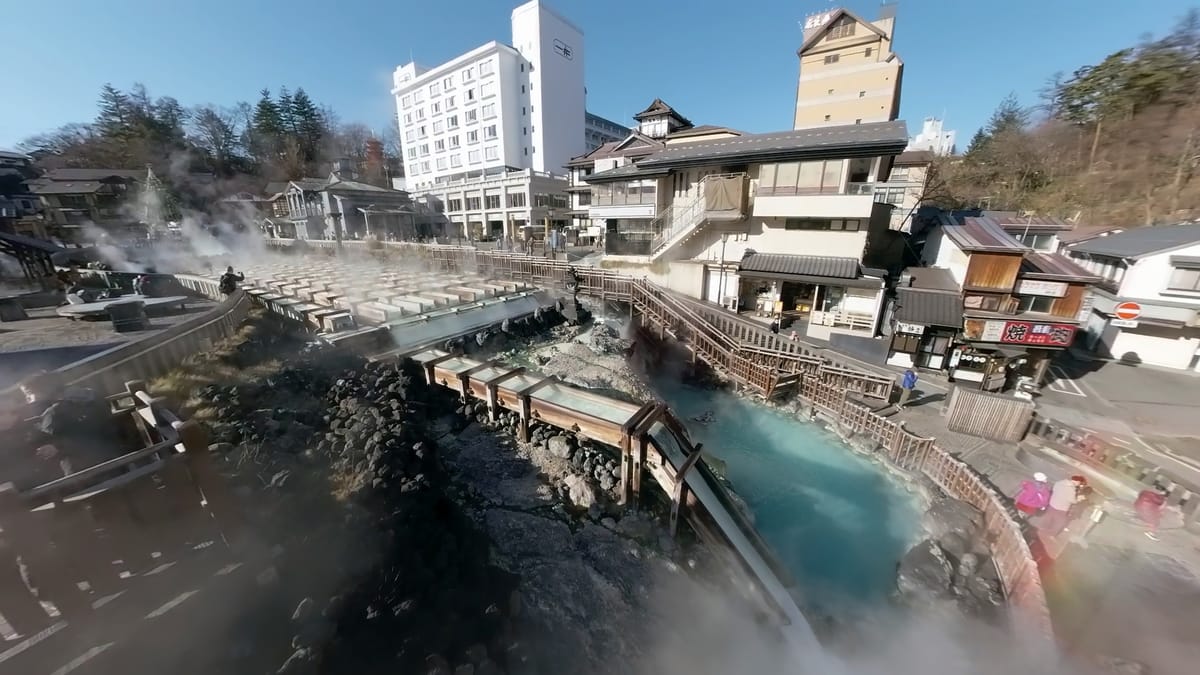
518;394;531;442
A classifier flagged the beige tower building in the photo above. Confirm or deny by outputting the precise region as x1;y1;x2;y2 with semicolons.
792;4;903;129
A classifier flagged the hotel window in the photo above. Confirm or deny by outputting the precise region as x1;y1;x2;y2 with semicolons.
401;95;412;107
875;187;906;205
433;120;444;133
482;104;496;118
434;139;445;151
1168;267;1200;291
450;154;462;167
521;85;526;93
414;89;424;102
865;47;873;57
506;192;526;208
432;102;441;114
484;124;497;139
446;95;456;109
889;166;910;181
485;194;500;209
824;54;840;64
415;108;425;120
465;109;478;123
485;146;498;161
436;157;447;170
462;67;474;82
419;144;429;156
859;91;866;98
443;76;453;90
406;147;417;160
783;218;861;231
465;196;481;209
481;82;496;98
467;130;479;143
465;88;476;102
429;82;440;96
449;135;460;148
405;130;415;143
479;60;493;76
418;125;427;138
447;115;459;129
824;114;831;121
468;150;481;163
447;198;462;211
759;161;844;195
420;161;430;172
404;113;412;125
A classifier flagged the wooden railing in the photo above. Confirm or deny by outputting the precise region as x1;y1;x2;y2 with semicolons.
0;381;238;637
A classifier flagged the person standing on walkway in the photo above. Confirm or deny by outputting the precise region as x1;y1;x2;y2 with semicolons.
898;369;918;409
1043;475;1086;536
218;266;244;295
1135;484;1169;541
1014;472;1052;516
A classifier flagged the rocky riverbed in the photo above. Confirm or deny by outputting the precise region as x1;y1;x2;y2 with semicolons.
172;308;764;674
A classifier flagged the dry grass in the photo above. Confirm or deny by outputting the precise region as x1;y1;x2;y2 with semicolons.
147;308;284;419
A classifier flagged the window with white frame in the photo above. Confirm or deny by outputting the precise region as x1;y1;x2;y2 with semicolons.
434;139;445;152
447;115;459;129
484;124;497;139
443;76;453;90
465;109;478;123
446;95;456;109
419;144;429;156
421;161;430;172
1018;295;1056;313
433;120;444;133
436;157;447;170
462;67;474;82
1168;266;1200;292
450;154;462;167
415;108;425;120
404;113;412;125
468;150;481;163
485;146;498;161
414;89;424;102
1017;233;1055;251
418;125;427;138
432;101;441;114
401;95;411;107
466;130;478;143
429;82;439;96
481;82;495;98
405;130;415;143
482;103;496;118
448;135;460;148
760;161;845;195
465;88;476;102
406;147;417;160
480;60;493;75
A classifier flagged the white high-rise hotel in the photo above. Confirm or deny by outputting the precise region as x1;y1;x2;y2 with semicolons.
392;0;624;240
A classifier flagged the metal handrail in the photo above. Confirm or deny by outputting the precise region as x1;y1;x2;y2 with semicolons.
648;173;750;255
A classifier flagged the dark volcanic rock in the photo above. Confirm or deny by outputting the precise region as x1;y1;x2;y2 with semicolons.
896;539;954;601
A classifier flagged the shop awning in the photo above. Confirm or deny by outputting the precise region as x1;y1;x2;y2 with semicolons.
895;288;962;328
739;252;882;289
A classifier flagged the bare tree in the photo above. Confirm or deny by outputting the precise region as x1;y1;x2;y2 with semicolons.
188;105;242;175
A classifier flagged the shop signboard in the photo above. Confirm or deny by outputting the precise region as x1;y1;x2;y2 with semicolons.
1016;279;1068;297
963;318;1076;346
895;321;925;335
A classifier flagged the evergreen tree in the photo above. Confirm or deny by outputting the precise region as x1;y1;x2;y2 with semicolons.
252;89;283;138
277;87;296;136
96;84;132;139
290;88;324;162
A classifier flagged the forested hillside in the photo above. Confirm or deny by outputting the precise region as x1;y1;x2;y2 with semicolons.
18;84;400;188
942;10;1200;226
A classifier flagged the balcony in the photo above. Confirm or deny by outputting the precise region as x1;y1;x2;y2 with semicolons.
752;182;877;219
588;179;660;220
649;173;749;261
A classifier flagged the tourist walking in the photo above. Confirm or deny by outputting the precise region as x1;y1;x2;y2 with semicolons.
1043;475;1087;536
218;266;244;295
1014;472;1052;516
1134;484;1169;541
897;369;918;409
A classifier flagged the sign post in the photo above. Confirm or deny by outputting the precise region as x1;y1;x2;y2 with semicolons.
1112;301;1141;329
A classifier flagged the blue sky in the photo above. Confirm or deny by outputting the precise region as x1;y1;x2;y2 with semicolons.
4;0;1195;151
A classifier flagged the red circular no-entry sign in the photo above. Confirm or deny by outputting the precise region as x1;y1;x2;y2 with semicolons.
1114;301;1142;321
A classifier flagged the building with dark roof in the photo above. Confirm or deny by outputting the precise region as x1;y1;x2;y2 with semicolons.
914;212;1105;388
564;97;916;342
25;168;142;240
267;173;442;241
1063;222;1200;371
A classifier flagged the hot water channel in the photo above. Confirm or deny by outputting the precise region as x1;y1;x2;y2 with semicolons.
648;376;923;616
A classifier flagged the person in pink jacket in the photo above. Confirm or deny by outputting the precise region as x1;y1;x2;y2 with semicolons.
1014;472;1052;516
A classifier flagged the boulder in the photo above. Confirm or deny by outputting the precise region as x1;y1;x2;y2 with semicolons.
924;498;985;547
547;435;574;459
562;474;597;510
896;539;954;601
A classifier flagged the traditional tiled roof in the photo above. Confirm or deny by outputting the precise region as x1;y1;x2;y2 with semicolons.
944;217;1032;253
1068;223;1200;259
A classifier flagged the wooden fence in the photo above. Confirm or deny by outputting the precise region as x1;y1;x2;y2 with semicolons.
945;387;1035;442
0;381;238;639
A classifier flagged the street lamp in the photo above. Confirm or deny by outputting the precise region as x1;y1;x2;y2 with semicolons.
544;207;557;259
